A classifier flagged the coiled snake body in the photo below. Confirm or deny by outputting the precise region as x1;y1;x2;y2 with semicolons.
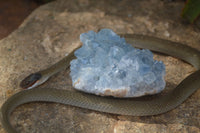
1;34;200;133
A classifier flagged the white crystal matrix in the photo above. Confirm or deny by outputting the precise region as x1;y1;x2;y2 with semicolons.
70;29;166;97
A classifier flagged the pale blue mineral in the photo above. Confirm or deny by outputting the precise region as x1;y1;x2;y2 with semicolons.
70;29;166;97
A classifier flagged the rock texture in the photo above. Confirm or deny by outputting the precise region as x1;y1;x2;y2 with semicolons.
0;0;200;133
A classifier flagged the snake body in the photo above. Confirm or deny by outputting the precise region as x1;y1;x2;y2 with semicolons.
1;34;200;133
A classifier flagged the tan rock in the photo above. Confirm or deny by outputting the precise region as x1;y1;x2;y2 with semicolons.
0;0;199;132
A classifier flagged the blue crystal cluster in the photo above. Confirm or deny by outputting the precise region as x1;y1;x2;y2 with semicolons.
70;29;166;97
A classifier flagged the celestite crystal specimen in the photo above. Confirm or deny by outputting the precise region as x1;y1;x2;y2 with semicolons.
70;29;166;97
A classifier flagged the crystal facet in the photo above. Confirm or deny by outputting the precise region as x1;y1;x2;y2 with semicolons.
70;29;166;97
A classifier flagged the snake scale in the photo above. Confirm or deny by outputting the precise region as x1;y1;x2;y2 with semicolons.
1;34;200;133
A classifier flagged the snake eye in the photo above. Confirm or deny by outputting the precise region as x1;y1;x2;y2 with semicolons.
20;73;42;89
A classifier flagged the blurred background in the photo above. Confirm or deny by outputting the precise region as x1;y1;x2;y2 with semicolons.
0;0;54;40
0;0;200;39
0;0;199;40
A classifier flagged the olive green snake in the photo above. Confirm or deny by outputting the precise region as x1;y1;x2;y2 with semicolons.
1;34;200;133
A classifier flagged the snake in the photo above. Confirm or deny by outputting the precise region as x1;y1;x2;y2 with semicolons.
1;34;200;133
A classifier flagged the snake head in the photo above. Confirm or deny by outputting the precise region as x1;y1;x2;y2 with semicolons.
20;73;42;89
